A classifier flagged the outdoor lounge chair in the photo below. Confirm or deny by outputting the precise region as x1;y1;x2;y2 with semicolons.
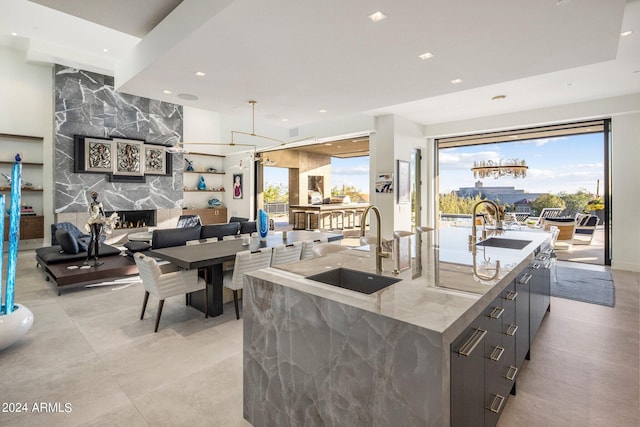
536;207;563;227
573;214;599;245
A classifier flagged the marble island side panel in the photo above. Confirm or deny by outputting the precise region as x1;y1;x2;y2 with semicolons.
243;274;444;427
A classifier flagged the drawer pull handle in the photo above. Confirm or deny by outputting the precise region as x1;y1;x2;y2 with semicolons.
506;365;518;381
488;394;506;413
489;307;504;319
506;324;518;336
458;328;487;357
537;254;549;261
531;263;541;270
489;346;505;362
518;273;532;285
505;290;518;301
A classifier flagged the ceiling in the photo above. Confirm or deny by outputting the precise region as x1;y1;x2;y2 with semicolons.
1;0;638;150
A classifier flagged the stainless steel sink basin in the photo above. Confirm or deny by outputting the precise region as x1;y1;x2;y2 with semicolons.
476;237;532;250
306;268;401;294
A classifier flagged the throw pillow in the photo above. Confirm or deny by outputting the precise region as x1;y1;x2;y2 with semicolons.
55;229;79;254
124;241;151;252
76;236;90;251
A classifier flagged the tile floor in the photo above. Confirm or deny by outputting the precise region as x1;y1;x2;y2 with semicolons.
0;251;638;427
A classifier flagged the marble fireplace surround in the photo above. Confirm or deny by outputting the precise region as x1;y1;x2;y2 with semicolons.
53;64;185;238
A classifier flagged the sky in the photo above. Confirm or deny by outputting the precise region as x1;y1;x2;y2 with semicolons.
439;132;604;195
263;132;604;196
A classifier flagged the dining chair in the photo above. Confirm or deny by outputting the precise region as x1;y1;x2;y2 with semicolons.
134;253;208;332
312;243;349;257
223;248;273;319
300;238;328;260
186;237;218;245
393;230;413;239
416;226;434;232
271;242;303;267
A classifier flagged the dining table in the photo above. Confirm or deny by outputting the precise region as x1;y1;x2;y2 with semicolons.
149;230;343;317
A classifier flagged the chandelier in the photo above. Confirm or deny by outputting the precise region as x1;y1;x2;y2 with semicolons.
471;159;528;179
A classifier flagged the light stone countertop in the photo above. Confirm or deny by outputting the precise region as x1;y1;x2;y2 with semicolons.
247;227;550;342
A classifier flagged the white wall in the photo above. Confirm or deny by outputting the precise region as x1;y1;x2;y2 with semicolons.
424;93;640;272
0;46;54;240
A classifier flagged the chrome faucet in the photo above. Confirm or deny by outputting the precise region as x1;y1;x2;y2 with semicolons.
360;205;390;273
470;199;503;244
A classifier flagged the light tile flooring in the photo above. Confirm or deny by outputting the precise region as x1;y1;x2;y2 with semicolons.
1;252;638;426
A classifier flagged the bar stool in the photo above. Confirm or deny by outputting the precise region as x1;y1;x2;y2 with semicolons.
291;209;307;230
306;211;319;230
354;208;366;228
319;211;332;230
342;209;355;229
330;210;344;230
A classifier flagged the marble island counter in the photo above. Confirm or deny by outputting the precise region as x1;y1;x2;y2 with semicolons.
243;227;552;427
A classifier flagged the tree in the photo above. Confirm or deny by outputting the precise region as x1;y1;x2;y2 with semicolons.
530;194;566;216
263;184;288;204
558;189;593;216
331;184;366;202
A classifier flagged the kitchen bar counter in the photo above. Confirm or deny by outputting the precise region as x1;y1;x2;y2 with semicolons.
289;203;369;229
243;227;551;426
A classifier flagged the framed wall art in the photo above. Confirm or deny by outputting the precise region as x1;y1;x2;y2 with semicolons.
84;138;114;172
375;172;393;193
113;139;144;176
144;145;167;175
397;160;410;204
233;173;243;199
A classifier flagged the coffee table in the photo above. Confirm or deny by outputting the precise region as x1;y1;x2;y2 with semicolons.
44;254;139;295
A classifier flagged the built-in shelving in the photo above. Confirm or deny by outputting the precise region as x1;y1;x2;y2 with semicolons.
182;151;226;209
1;133;44;240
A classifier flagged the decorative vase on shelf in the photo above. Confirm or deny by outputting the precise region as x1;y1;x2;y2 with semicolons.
197;176;207;190
257;209;269;241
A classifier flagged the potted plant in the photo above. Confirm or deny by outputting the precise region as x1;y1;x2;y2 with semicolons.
586;198;604;211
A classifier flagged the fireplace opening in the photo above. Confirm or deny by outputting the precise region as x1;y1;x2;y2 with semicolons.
105;209;156;229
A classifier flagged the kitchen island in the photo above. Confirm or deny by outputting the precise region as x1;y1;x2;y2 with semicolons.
243;227;552;427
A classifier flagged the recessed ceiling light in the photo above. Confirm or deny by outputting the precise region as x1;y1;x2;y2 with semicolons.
162;89;172;94
319;109;327;113
451;78;463;84
325;143;332;146
491;95;506;102
103;48;109;53
10;32;18;36
195;71;206;77
281;118;289;122
418;52;434;60
178;93;198;101
621;30;633;37
368;11;387;22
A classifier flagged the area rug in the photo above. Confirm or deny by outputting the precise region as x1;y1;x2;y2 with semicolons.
552;265;614;307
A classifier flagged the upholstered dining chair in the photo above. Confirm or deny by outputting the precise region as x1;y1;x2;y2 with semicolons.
223;248;273;319
134;253;208;332
271;242;303;267
186;237;218;245
312;243;350;257
300;238;328;260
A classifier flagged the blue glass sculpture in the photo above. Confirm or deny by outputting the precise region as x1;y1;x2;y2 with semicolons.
197;175;207;190
257;209;269;240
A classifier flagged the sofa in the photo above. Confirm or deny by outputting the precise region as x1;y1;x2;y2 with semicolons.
36;222;121;267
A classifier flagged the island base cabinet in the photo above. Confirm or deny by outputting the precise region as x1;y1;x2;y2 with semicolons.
451;323;486;427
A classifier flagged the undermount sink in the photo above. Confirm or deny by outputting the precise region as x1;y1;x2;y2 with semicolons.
476;237;532;250
306;268;401;294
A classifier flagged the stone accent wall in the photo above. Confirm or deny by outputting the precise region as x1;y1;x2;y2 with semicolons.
53;64;184;214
